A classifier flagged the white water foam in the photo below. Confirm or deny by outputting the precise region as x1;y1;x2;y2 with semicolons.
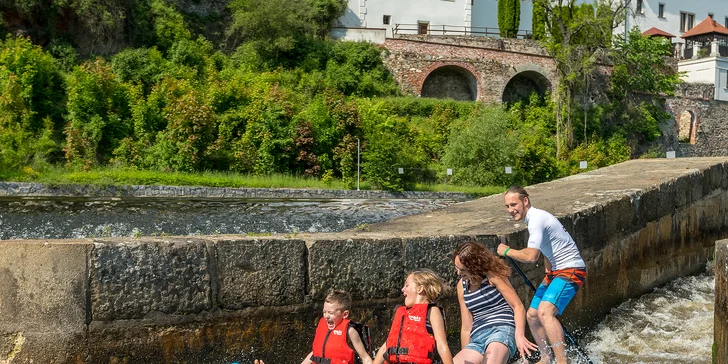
584;273;714;364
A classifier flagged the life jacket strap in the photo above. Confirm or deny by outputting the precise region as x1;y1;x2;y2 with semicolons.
311;355;331;364
386;347;409;355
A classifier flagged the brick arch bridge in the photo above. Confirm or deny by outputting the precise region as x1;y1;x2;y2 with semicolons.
381;36;558;104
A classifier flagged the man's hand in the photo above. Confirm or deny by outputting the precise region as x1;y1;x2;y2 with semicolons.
497;243;510;257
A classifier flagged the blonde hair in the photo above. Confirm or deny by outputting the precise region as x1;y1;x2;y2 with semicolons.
408;268;448;302
325;290;352;311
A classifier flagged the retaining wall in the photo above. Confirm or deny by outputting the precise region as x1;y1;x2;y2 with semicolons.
1;157;727;363
717;239;728;364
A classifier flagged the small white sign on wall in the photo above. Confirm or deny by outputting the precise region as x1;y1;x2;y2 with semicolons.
579;161;588;169
505;166;512;174
666;151;676;159
446;168;452;175
398;167;404;174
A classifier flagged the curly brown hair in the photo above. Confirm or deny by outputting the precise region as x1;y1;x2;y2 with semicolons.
453;241;510;282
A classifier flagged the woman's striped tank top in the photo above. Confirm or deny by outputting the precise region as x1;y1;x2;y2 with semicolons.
462;278;515;336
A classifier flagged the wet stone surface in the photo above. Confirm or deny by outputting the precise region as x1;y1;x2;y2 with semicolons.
0;197;459;239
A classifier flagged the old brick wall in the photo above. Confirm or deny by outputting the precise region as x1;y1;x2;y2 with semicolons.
661;86;728;157
381;37;559;103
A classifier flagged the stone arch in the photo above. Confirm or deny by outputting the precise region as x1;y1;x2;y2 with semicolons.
677;110;697;144
502;69;552;104
421;65;478;101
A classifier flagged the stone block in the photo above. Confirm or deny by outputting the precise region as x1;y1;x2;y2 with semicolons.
86;305;318;364
403;235;471;287
215;238;307;308
90;238;211;320
308;238;403;300
0;240;88;363
570;205;606;252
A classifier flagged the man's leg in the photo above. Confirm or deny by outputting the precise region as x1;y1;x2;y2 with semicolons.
537;302;567;364
527;307;551;364
536;277;581;364
527;283;552;364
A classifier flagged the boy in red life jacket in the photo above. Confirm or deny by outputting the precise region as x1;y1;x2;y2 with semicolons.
373;269;454;364
302;290;373;364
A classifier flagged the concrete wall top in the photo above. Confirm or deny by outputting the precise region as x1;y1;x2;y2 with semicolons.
351;157;728;238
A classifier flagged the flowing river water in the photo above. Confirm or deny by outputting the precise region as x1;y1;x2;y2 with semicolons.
0;196;716;363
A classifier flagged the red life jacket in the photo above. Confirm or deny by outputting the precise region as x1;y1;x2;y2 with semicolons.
383;303;439;364
311;317;355;364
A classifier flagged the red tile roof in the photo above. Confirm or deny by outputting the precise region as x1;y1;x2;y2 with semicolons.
642;27;675;38
681;17;728;38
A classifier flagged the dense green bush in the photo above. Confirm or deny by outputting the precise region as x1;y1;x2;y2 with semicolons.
64;58;131;167
0;36;65;169
442;107;521;187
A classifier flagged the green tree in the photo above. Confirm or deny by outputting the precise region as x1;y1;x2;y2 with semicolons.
498;0;521;38
226;0;346;68
64;58;131;167
532;1;547;40
610;27;683;98
0;36;65;169
533;0;628;156
442;107;521;187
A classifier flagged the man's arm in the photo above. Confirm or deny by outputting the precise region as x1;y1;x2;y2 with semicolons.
497;244;540;263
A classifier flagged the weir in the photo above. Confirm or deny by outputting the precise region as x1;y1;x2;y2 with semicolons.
1;157;727;363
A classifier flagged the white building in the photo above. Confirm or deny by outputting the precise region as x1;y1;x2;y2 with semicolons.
335;0;728;41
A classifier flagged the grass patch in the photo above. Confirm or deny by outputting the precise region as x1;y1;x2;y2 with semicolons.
1;165;503;195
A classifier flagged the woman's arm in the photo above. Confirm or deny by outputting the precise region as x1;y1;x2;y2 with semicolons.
456;279;473;349
428;306;453;364
488;274;538;359
348;326;373;364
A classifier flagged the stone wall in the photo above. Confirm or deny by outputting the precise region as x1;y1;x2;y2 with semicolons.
717;239;728;364
661;95;728;157
1;158;728;363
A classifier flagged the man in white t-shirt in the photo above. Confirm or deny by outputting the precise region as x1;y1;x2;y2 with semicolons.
497;186;586;364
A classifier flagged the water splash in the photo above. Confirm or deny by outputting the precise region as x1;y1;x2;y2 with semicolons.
584;273;714;364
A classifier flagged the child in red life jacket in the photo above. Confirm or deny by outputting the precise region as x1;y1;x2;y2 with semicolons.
373;269;454;364
302;290;373;364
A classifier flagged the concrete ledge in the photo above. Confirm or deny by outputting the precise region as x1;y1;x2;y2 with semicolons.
716;239;728;364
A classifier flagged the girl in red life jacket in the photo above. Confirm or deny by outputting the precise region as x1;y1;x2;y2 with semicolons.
373;269;454;364
301;290;373;364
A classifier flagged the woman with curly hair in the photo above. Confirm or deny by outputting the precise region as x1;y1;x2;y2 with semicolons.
452;241;536;364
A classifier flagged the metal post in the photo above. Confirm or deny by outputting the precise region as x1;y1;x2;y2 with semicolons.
357;138;360;191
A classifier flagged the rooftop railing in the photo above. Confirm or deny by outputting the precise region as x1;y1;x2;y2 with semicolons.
393;24;533;39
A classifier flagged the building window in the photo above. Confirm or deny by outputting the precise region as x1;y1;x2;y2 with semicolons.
658;3;665;18
382;15;391;25
636;0;643;14
418;22;429;35
709;13;714;19
680;12;695;32
725;16;728;28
